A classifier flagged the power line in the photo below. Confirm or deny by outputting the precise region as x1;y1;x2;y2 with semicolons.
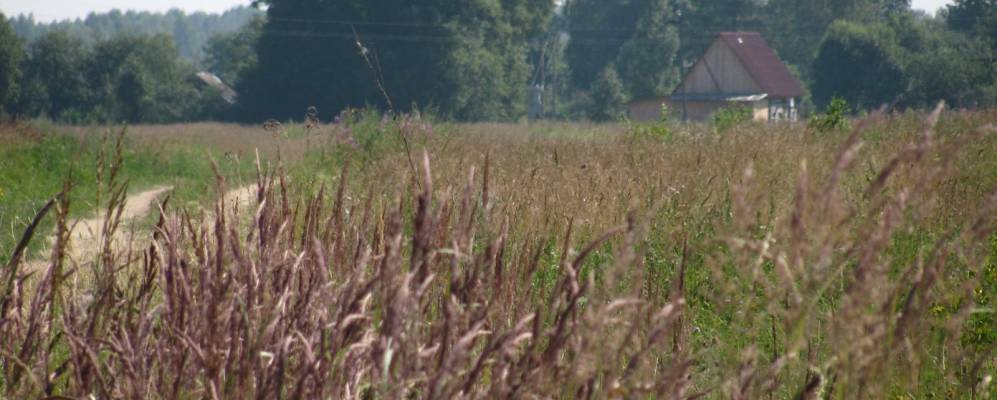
263;29;455;43
267;16;448;28
259;28;838;47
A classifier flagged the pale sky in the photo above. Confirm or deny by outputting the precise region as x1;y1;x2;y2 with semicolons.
2;0;251;21
911;0;955;13
1;0;955;22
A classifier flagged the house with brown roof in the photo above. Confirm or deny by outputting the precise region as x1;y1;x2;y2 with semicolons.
628;32;805;122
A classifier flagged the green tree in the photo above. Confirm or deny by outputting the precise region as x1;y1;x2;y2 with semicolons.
902;25;996;108
0;12;24;116
564;0;646;89
812;20;908;110
18;30;92;121
946;0;996;47
807;6;996;111
589;66;627;121
240;0;552;122
564;0;685;105
678;0;761;63
762;0;837;79
9;7;262;63
87;34;201;123
762;0;912;81
616;0;682;99
204;16;263;86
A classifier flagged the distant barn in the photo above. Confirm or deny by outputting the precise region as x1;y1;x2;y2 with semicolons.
628;32;805;122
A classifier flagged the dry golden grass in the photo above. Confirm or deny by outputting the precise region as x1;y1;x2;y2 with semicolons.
352;112;994;247
1;108;994;398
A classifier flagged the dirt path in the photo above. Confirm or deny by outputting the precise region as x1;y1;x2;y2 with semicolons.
23;186;173;271
65;186;174;260
24;183;259;271
221;184;258;212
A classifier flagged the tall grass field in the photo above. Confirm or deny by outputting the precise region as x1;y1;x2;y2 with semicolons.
0;107;995;399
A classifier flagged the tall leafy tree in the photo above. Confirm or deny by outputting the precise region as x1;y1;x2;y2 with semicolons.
589;66;627;121
0;12;23;116
616;0;682;98
564;0;646;88
239;0;553;122
904;35;994;108
87;34;201;123
762;0;911;81
17;30;92;121
812;20;908;110
899;15;996;108
761;0;835;76
678;0;761;63
435;0;551;120
564;0;683;103
946;0;997;47
204;16;264;86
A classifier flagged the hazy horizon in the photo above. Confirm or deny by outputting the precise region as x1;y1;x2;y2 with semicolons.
2;0;251;22
3;0;955;23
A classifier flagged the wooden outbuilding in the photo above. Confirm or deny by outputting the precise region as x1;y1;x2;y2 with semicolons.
628;32;805;122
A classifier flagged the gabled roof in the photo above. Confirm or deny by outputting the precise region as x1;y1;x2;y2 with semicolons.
714;32;805;98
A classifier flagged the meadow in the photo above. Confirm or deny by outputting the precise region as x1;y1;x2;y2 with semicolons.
0;108;994;399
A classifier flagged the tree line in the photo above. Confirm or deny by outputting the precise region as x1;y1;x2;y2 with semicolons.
0;0;994;124
9;7;261;63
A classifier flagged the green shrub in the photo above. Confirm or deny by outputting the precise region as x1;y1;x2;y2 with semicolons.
624;103;672;142
711;104;752;133
809;97;852;133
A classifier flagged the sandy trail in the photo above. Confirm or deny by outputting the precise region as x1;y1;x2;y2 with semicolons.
22;183;259;272
21;186;173;271
221;184;258;212
72;186;174;259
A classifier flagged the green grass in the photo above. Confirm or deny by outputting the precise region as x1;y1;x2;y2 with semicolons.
0;122;254;264
0;110;994;398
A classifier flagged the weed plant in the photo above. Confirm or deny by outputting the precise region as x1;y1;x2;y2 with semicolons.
711;105;754;133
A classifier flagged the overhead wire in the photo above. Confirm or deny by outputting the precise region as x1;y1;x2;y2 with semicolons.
259;26;835;47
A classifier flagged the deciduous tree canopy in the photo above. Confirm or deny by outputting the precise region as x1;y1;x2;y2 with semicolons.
3;0;996;123
238;0;554;122
0;13;24;116
812;21;908;110
10;7;261;63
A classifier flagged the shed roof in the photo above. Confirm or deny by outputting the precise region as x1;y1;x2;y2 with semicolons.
713;32;805;98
